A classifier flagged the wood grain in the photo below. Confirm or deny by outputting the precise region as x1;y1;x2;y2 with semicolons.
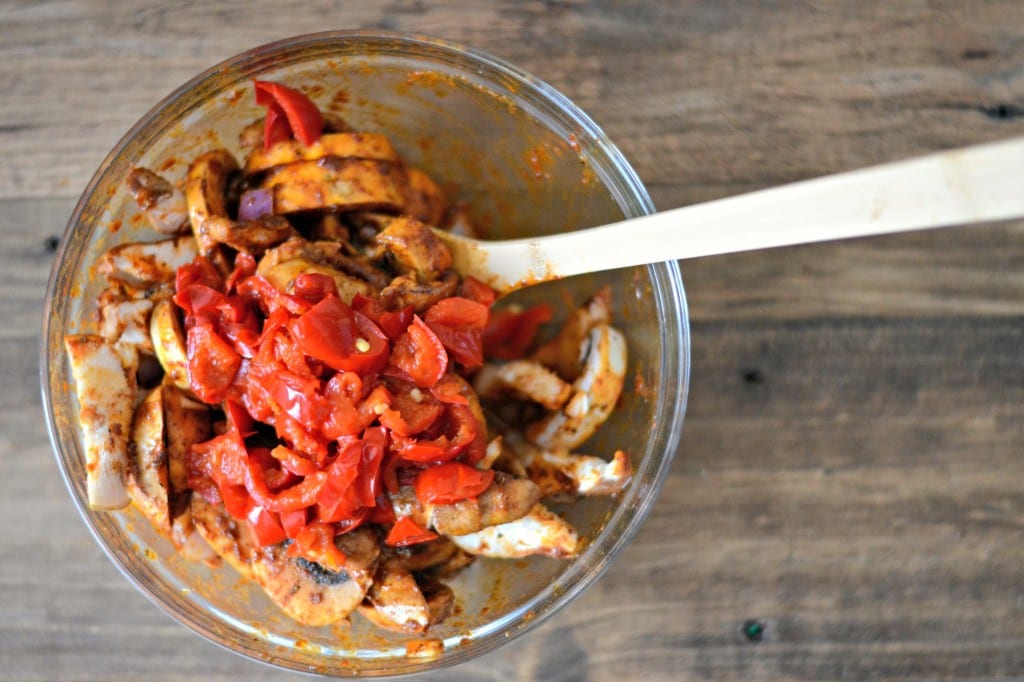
3;1;1024;681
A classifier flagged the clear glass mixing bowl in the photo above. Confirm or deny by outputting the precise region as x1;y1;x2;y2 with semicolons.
40;30;690;677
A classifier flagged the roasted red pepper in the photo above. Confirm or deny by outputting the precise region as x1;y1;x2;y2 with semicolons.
424;296;489;368
483;303;553;360
254;80;324;148
415;461;495;506
385;516;438;547
390;315;448;388
291;296;390;374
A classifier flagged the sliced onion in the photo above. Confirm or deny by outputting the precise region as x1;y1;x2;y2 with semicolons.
238;187;274;222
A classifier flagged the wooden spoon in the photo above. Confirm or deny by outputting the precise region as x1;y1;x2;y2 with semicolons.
434;137;1024;295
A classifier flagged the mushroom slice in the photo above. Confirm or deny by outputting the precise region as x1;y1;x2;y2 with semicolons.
526;324;627;451
163;384;211;513
126;167;188;235
511;439;632;500
449;504;579;559
191;497;379;625
390;472;541;537
261;158;407;214
256;237;385;303
531;286;612;381
244;132;398;174
401;168;447;226
474;360;572;411
374;216;452;281
189;495;258;579
98;287;154;352
379;271;459;313
357;558;431;633
259;257;373;304
97;235;198;289
251;528;380;626
422;581;455;627
149;298;189;392
391;536;460;573
126;386;171;534
177;520;221;567
186;148;294;255
64;335;133;511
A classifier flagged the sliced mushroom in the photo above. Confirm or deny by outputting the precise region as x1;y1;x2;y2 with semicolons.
422;581;455;627
401;167;447;226
374;216;452;281
126;167;188;235
379;270;459;313
186;148;295;255
126;386;171;534
251;528;380;627
256;237;386;303
448;503;579;559
526;324;627;450
149;298;189;392
357;558;431;633
531;286;613;382
162;383;211;513
191;497;380;626
261;158;407;215
474;360;572;411
64;335;133;511
97;235;198;290
189;495;258;579
98;287;154;352
510;439;632;500
390;471;541;537
244;132;398;174
259;257;374;304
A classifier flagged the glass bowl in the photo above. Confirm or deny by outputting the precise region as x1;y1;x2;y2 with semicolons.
40;30;690;677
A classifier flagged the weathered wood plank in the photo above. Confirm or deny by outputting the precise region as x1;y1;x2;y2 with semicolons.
4;1;1024;680
3;1;1024;201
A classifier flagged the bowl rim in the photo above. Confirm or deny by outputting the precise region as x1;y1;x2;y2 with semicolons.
40;28;690;677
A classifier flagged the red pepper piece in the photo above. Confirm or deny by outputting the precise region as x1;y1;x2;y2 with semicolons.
414;461;495;506
385;516;438;547
254;80;324;147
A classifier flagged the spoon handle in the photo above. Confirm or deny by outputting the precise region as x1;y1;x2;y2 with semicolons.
441;136;1024;293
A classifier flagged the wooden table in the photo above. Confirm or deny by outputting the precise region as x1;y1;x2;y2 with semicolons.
4;2;1024;680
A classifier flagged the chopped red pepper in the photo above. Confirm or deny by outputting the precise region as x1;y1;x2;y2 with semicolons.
379;383;443;437
483;303;553;360
286;521;347;571
186;324;242;404
292;272;340;305
173;235;526;557
415;462;495;506
248;505;287;547
425;296;489;368
279;508;309;539
262;100;292;150
385;516;438;547
457;277;497;308
291;296;390;374
391;403;481;463
254;80;324;148
390;315;448;388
